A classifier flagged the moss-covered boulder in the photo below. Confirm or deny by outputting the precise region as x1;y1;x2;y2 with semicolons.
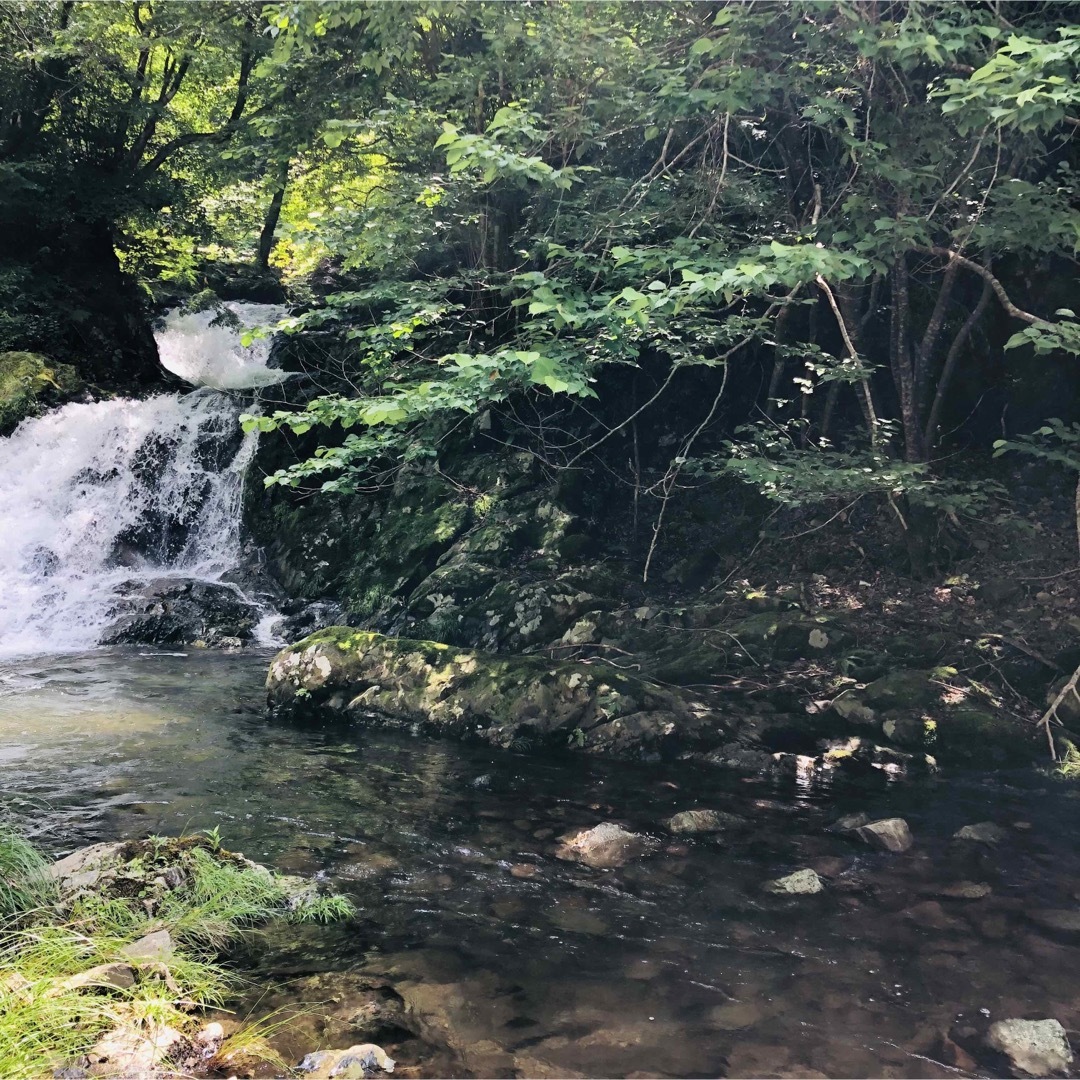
0;351;80;433
266;628;741;762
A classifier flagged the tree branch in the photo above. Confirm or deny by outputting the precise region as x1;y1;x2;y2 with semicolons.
916;246;1043;324
138;44;253;175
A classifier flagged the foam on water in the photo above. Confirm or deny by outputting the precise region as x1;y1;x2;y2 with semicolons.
0;303;283;656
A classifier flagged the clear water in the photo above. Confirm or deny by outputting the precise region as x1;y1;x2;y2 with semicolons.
3;649;1079;1078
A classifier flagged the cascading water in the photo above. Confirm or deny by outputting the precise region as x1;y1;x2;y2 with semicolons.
0;302;287;657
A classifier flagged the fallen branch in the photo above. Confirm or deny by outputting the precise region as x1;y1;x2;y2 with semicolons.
1037;663;1080;760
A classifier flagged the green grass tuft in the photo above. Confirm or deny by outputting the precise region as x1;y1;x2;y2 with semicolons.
0;826;355;1078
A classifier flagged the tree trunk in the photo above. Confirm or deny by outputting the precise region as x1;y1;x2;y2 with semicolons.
257;159;290;272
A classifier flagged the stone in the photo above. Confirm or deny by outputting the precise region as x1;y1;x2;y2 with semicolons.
902;900;963;931
87;1021;185;1077
266;628;740;764
706;1000;770;1030
298;1043;396;1077
863;669;937;709
854;817;913;852
554;823;658;869
59;962;135;993
120;929;173;962
664;809;742;834
99;577;258;648
1028;909;1080;935
195;1022;225;1050
831;696;877;724
954;821;1008;844
766;869;825;895
940;881;992;900
986;1018;1073;1076
48;843;125;893
829;811;870;832
509;864;539;879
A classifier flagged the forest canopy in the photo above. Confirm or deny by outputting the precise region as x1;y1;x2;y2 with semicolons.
2;0;1080;571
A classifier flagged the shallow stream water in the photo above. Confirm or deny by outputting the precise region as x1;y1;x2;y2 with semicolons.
3;649;1079;1078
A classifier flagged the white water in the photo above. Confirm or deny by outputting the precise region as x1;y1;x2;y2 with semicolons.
0;303;284;657
157;302;287;389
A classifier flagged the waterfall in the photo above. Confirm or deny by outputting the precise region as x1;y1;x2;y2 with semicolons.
0;302;286;657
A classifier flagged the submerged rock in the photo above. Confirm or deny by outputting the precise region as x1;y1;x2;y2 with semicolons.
266;628;740;763
954;821;1008;844
664;809;743;834
554;823;658;869
940;881;992;900
765;869;824;895
986;1018;1073;1076
854;817;914;852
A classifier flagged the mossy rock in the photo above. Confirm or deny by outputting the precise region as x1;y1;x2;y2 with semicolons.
727;610;845;661
934;707;1041;767
863;669;938;710
266;627;744;763
0;351;80;433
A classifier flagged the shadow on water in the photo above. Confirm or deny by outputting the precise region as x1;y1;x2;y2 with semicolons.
2;648;1079;1078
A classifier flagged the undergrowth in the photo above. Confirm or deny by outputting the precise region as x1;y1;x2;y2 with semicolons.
0;827;355;1078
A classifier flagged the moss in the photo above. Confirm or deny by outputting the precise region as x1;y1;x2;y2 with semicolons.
0;351;80;432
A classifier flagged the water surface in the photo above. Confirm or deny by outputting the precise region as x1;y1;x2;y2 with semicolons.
2;649;1078;1078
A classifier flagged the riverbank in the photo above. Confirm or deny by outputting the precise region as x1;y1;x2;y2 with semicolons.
0;826;356;1078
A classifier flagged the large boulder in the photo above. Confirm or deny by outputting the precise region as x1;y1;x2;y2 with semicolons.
266;628;737;762
100;577;259;647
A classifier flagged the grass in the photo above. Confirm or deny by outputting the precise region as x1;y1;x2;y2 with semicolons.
1055;738;1080;779
0;828;53;918
0;827;355;1079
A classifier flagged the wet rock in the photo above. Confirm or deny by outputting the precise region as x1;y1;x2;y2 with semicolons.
297;1043;396;1078
554;823;658;869
940;881;992;900
954;821;1008;844
120;929;173;961
828;811;870;832
1028;909;1080;936
766;869;825;895
267;628;741;764
509;863;539;879
902;900;963;931
706;999;771;1030
100;577;258;648
986;1018;1073;1076
809;856;849;878
854;817;914;852
664;809;742;834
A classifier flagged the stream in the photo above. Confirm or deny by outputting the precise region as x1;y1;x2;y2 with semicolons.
3;648;1080;1078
